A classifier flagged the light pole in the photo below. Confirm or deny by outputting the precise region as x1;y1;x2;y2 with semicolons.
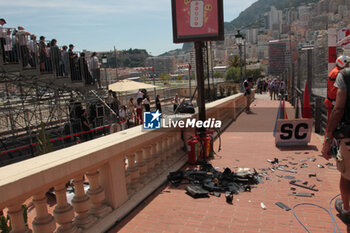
188;63;192;98
235;30;244;92
102;54;108;87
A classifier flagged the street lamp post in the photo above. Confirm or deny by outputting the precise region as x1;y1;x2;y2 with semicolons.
102;54;108;87
188;64;192;98
235;30;244;92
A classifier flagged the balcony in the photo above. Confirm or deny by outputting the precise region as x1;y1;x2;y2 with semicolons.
0;92;247;233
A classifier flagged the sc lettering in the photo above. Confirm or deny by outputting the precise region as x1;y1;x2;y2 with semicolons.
280;123;308;140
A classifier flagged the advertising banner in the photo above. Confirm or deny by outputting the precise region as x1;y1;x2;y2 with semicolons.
172;0;224;43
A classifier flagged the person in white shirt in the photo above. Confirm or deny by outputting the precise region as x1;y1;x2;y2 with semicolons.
137;89;144;103
119;105;127;130
16;26;31;68
28;34;38;67
4;28;13;62
0;18;7;62
89;52;101;88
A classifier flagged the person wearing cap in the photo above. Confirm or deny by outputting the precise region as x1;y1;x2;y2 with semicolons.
0;18;7;63
325;55;350;127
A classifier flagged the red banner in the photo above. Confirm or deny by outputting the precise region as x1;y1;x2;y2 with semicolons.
172;0;223;43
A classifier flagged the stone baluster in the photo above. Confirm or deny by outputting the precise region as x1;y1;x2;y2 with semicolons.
53;183;80;233
86;170;112;219
160;137;168;170
169;134;178;163
127;153;139;196
32;193;56;233
165;136;173;167
175;131;184;159
149;144;157;179
154;139;163;175
142;146;152;184
72;176;97;229
124;155;131;196
135;150;146;187
7;203;31;233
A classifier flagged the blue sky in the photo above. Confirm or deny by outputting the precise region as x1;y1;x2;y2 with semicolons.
1;0;257;56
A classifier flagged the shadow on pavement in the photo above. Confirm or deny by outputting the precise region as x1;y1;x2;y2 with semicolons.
277;145;319;152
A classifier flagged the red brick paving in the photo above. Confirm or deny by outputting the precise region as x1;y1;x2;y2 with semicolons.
109;94;347;233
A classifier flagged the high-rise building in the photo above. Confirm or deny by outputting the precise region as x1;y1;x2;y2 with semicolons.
267;6;283;32
246;28;258;44
268;40;289;75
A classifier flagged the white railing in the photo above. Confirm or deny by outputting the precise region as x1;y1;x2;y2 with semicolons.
0;91;252;233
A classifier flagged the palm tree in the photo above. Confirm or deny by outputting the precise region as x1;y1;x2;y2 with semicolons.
228;54;241;68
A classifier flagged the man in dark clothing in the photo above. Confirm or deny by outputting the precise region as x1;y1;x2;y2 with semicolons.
68;44;79;81
80;109;93;141
243;78;253;113
156;95;161;113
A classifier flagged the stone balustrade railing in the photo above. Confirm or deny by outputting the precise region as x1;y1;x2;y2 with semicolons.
0;91;253;233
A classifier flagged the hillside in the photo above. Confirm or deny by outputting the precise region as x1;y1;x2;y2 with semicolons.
224;0;318;31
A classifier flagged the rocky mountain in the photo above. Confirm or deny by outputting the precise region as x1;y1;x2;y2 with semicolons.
224;0;318;31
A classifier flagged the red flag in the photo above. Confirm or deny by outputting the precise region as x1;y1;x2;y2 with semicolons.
282;99;288;119
302;81;312;118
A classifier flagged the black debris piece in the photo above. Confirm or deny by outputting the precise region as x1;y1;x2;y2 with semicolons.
317;164;325;168
325;162;334;166
291;187;296;191
308;173;317;178
316;178;322;182
304;152;309;154
275;202;291;211
290;192;314;197
168;162;261;201
225;191;233;204
302;181;308;185
289;180;318;191
308;158;316;162
186;185;209;198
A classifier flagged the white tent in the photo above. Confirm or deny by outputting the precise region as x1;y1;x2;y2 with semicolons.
108;80;158;92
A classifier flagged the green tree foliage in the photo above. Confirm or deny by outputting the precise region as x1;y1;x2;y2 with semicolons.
225;67;241;83
159;72;171;82
246;67;264;81
36;122;53;155
228;55;241;68
140;75;148;82
0;205;28;233
213;72;223;79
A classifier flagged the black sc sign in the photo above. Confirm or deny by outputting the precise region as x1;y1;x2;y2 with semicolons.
280;123;308;140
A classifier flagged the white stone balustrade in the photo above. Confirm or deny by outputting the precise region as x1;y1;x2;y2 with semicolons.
72;176;96;229
32;193;55;233
7;203;31;233
0;92;251;233
53;183;80;233
86;170;112;219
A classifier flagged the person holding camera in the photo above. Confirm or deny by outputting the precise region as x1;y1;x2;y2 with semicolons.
322;67;350;221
